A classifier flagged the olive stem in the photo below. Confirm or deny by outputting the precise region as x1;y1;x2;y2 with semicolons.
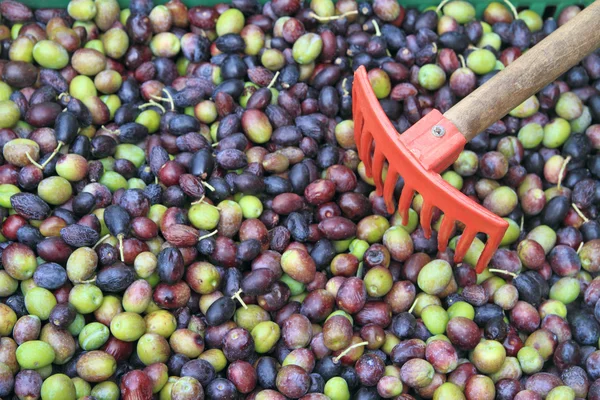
212;142;219;147
139;100;166;114
308;10;358;22
202;181;216;191
93;233;111;250
231;289;248;309
436;0;453;14
101;125;119;135
577;241;584;254
341;78;350;97
371;19;382;36
488;268;518;278
458;54;466;69
117;234;125;262
58;92;71;102
149;90;175;112
556;156;571;190
520;215;524;232
155;176;159;185
333;341;369;363
502;0;519;20
78;276;97;284
408;298;418;314
571;203;589;223
371;20;392;57
162;88;175;111
38;141;64;170
198;230;218;241
191;195;206;205
267;71;280;89
25;152;44;169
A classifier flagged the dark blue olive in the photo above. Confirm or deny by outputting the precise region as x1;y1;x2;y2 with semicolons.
33;262;68;290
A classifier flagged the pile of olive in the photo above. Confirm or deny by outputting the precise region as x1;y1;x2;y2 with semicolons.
0;0;600;399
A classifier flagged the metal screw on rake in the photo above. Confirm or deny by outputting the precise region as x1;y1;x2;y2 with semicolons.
352;1;600;273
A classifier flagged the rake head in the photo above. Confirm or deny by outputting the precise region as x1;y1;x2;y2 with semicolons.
352;66;508;273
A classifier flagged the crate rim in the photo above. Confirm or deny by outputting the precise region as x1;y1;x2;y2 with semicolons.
14;0;596;19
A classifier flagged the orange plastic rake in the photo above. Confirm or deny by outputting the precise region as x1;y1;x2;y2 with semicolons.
353;1;600;273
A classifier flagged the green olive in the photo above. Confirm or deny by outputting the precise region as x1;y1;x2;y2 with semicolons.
549;277;580;304
555;92;583;120
25;287;57;320
67;247;98;283
517;346;544;374
94;0;121;31
238;195;263;219
68;313;86;336
234;304;270;331
102;28;129;59
418;64;446;91
518;10;543;31
136;109;161;133
0;184;20;208
41;374;76;400
9;36;35;63
79;322;110;350
76;351;117;383
70;75;98;101
466;49;496;75
252;321;281;353
115;144;146;168
0;271;18;297
189;202;220;230
145;310;177;338
56;154;89;182
293;33;323;65
198;349;228;372
0;101;21;129
422;305;449;335
137;333;171;365
0;82;12;101
149;32;181;58
32;40;69;69
477;32;502;50
447;301;475;320
16;340;56;369
169;329;205;358
68;0;97;21
72;377;92;399
509;95;540;118
99;171;128;192
110;312;147;342
38;176;72;205
442;0;475;23
94;70;122;94
0;303;17;336
216;9;245;36
433;383;465;400
69;284;104;314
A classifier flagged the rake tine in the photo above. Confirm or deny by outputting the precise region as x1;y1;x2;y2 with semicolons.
454;228;477;264
372;150;385;196
476;234;504;274
353;109;364;153
437;215;455;252
360;130;373;177
383;168;398;214
419;200;434;239
397;185;414;224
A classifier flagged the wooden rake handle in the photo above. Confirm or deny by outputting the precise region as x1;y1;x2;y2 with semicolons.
445;0;600;142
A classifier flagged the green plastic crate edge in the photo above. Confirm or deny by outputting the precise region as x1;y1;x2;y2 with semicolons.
13;0;596;19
